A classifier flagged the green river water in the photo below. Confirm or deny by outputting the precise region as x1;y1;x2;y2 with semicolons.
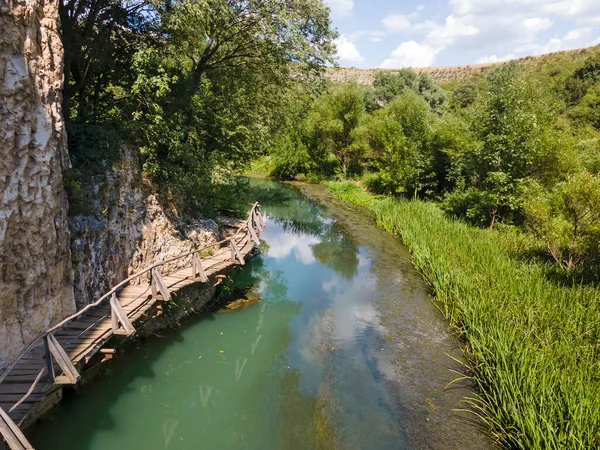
27;179;492;449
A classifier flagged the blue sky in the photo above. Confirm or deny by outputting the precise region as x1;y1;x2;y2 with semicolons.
326;0;600;68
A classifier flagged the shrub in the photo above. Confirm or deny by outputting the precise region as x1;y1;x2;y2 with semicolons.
525;171;600;271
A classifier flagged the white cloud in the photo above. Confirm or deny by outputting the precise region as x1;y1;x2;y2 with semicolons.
382;13;412;32
335;36;364;64
449;0;600;18
513;27;597;58
519;37;563;56
324;0;354;19
380;41;438;68
564;27;593;42
266;233;319;265
425;14;479;48
359;0;598;68
523;17;553;33
368;31;386;42
476;53;516;63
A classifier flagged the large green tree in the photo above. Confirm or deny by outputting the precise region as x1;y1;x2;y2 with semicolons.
60;0;337;211
470;63;562;228
305;83;366;176
354;90;434;197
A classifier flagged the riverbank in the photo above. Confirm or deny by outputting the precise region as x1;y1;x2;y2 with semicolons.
327;181;600;449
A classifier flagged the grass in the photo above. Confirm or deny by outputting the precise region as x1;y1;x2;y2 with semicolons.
327;181;600;449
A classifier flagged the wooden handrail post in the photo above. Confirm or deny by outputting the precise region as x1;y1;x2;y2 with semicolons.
110;293;135;336
0;407;34;450
253;210;263;234
247;220;260;245
230;240;245;265
257;206;265;227
192;253;208;282
151;268;171;300
46;334;80;385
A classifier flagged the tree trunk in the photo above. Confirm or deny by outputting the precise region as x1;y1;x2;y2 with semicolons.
489;198;499;230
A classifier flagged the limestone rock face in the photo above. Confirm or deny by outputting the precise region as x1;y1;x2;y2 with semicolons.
70;148;221;308
0;0;75;364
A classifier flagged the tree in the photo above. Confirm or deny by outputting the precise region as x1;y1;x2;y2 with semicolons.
373;69;416;104
305;84;366;176
416;72;446;112
565;55;600;106
124;0;335;208
59;0;337;210
471;63;558;229
451;81;479;109
568;84;600;130
59;0;152;123
158;0;336;89
356;90;434;197
429;113;481;194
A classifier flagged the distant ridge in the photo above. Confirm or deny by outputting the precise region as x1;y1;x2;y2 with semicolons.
327;44;600;85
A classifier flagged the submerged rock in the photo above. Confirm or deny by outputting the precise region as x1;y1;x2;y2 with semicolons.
218;295;260;313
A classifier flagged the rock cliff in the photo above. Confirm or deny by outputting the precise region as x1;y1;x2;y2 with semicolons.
0;0;75;364
69;148;221;309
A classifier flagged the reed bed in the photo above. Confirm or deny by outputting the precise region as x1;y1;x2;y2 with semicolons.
328;181;600;449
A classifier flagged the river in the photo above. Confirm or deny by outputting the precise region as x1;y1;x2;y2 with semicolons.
27;179;492;449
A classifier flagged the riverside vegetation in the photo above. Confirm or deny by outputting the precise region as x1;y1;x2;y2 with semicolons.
253;45;600;448
327;182;600;448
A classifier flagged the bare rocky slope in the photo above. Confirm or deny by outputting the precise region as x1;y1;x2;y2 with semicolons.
327;45;600;85
69;148;221;309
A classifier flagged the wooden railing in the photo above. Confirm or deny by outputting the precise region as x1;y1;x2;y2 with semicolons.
0;203;264;433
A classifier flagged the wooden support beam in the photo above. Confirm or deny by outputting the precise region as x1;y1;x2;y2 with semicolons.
230;240;245;265
0;407;33;450
43;336;55;383
151;271;157;299
192;254;208;282
110;294;135;336
100;348;117;363
45;334;80;385
151;268;171;300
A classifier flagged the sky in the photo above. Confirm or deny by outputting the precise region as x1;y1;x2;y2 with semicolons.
326;0;600;68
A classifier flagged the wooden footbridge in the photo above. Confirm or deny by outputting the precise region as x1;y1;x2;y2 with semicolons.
0;204;265;449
